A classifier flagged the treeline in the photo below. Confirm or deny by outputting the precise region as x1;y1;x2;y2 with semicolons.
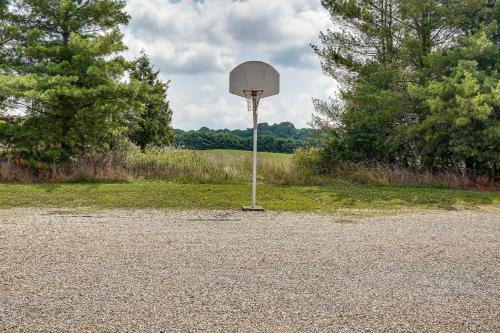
313;0;499;178
0;0;174;167
175;122;317;153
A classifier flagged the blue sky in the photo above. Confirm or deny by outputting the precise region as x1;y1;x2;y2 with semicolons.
123;0;338;130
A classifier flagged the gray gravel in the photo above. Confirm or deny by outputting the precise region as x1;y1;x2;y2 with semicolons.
0;208;499;332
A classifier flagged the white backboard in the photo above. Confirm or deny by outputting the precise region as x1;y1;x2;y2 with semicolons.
229;61;280;98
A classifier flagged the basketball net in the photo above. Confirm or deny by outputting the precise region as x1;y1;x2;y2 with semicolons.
243;89;263;112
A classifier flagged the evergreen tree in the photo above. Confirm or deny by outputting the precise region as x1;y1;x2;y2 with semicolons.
408;4;500;175
312;0;401;86
0;0;141;163
0;0;21;109
313;0;499;176
0;0;17;68
129;51;174;150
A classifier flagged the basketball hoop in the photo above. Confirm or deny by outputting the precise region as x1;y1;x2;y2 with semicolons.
229;61;280;211
243;89;263;112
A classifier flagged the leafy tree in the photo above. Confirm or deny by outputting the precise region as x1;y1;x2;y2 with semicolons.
129;51;174;150
0;0;141;164
174;122;317;153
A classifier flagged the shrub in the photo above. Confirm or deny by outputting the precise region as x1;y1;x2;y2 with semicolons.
292;147;323;173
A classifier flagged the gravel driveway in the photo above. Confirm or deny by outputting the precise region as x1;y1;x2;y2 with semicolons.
0;208;499;332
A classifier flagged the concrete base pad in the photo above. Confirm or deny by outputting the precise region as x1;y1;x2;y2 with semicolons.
242;206;265;212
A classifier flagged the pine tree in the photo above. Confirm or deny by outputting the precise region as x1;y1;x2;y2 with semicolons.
408;2;500;175
129;51;174;150
313;0;499;176
312;0;402;86
0;0;17;67
0;0;141;163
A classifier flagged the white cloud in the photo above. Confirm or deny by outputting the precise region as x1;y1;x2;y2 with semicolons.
123;0;338;130
314;76;340;98
174;97;248;130
200;84;216;92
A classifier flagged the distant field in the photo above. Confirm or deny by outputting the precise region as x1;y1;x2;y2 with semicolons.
199;149;290;161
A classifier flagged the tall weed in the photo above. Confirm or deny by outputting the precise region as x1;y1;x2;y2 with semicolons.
0;147;496;190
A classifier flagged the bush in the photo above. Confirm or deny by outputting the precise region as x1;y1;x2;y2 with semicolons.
0;152;131;183
292;147;322;173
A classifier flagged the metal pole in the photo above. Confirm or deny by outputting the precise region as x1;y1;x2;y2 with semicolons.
252;100;258;208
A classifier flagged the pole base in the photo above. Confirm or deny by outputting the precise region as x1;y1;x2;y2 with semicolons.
242;205;265;212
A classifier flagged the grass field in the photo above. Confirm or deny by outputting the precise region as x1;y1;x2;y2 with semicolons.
126;148;304;184
1;149;498;213
0;180;498;213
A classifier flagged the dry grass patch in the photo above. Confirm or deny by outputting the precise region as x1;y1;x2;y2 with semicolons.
0;148;497;191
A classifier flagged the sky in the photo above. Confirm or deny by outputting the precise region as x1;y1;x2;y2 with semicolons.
122;0;338;130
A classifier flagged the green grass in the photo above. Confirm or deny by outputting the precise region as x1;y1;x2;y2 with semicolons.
0;180;497;213
1;148;498;213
